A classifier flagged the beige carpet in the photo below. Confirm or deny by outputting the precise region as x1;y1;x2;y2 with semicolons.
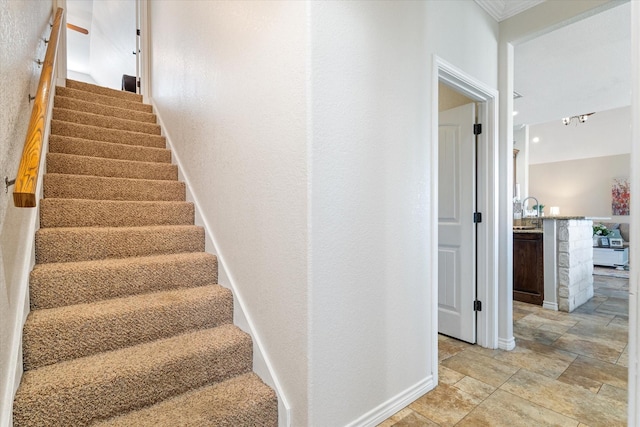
12;80;277;426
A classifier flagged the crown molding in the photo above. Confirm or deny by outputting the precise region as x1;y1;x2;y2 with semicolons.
474;0;546;22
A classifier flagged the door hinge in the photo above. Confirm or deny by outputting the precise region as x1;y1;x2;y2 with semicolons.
473;212;482;223
474;300;482;312
473;123;482;135
136;79;141;88
137;29;141;36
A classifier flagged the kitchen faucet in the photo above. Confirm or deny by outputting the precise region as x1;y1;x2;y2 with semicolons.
521;196;541;228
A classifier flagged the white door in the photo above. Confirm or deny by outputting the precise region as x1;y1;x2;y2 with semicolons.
438;103;477;344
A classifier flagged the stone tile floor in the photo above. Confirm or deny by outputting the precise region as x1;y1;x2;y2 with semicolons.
379;273;629;427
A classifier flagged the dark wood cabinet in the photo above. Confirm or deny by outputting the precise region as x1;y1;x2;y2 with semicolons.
513;232;544;305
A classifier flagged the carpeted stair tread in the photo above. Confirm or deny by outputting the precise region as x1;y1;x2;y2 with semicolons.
66;79;143;103
96;373;278;427
54;95;157;123
23;284;233;370
35;225;204;263
15;82;277;424
51;120;166;149
56;86;152;113
46;152;178;181
13;325;252;427
40;199;194;228
53;107;161;135
30;252;218;309
48;135;171;164
44;173;185;201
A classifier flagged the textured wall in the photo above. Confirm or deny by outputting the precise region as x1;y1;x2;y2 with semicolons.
0;0;53;422
309;1;498;424
150;1;498;425
148;1;308;425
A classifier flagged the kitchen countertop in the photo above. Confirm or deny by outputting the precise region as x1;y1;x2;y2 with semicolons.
542;216;592;220
513;228;543;234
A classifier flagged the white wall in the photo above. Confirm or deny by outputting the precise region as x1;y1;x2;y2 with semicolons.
309;3;431;423
0;0;53;424
527;105;631;221
67;69;97;84
89;0;135;89
149;1;498;425
66;0;93;75
530;154;630;221
309;1;497;425
426;2;498;90
513;125;528;199
148;1;308;425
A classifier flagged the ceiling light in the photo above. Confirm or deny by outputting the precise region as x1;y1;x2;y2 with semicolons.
532;137;540;143
562;112;595;126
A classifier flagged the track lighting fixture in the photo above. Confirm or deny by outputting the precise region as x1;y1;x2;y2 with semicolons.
562;112;595;126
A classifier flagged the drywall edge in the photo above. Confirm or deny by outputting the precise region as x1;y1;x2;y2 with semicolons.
150;100;291;427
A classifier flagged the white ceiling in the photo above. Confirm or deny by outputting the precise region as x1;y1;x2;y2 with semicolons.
513;2;631;127
65;0;630;127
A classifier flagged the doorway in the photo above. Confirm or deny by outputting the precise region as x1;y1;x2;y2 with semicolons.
437;97;478;344
432;57;500;359
499;1;640;422
65;0;137;90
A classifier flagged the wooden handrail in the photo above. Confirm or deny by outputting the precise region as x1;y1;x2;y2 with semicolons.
13;7;64;208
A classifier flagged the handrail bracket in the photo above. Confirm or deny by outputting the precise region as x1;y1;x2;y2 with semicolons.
5;177;16;194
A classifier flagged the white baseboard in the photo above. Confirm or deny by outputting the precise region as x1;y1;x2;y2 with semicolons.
150;100;291;427
1;78;57;427
0;221;34;427
498;336;516;351
542;301;558;311
344;375;434;427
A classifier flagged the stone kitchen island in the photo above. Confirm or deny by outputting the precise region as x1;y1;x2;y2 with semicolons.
513;216;594;312
541;217;594;312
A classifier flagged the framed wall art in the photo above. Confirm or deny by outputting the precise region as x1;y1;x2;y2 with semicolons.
612;177;630;216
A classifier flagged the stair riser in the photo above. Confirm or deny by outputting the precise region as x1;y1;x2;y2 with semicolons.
35;226;205;263
44;174;186;202
46;153;178;181
49;135;171;164
40;199;193;228
23;286;233;370
15;81;278;426
54;96;157;123
56;86;152;113
14;329;253;427
66;79;143;103
53;108;161;135
30;253;218;310
51;120;166;149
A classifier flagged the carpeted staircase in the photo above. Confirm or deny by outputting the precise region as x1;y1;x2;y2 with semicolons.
12;80;278;426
